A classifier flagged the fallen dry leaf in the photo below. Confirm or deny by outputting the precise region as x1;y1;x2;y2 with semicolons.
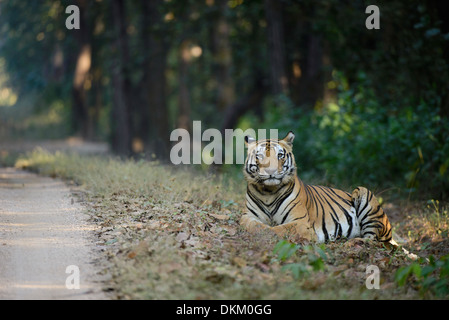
176;232;190;242
332;265;349;276
221;225;237;236
210;225;223;235
159;262;183;273
256;262;270;273
184;236;199;247
147;221;169;230
232;256;247;268
302;274;327;290
127;240;150;259
344;237;368;248
209;213;230;220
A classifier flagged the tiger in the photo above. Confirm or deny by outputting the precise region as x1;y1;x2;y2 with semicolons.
240;131;394;244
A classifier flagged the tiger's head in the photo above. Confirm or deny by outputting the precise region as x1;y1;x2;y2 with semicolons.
243;131;296;188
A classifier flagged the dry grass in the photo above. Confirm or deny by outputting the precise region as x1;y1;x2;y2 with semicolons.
15;149;449;299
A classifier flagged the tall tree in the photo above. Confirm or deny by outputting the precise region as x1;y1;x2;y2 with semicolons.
212;0;235;112
177;40;192;132
132;0;153;153
110;0;132;155
295;33;326;109
145;0;171;161
264;0;288;96
426;0;449;118
71;0;92;140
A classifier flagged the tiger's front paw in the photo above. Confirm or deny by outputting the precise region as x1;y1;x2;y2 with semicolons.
240;214;271;233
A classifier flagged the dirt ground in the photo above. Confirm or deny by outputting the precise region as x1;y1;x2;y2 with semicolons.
0;167;107;299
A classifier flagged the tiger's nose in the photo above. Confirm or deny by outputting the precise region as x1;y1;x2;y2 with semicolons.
264;168;277;176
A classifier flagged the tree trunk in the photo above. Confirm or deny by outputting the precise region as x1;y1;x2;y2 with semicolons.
134;1;152;152
426;0;449;118
220;78;267;134
298;34;325;109
145;0;171;161
177;40;192;132
264;0;288;96
110;0;132;156
71;0;91;140
212;0;235;111
211;78;266;171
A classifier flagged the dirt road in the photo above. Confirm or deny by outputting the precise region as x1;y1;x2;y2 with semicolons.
0;167;107;299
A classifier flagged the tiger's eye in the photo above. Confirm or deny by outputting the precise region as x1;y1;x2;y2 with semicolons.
278;153;284;160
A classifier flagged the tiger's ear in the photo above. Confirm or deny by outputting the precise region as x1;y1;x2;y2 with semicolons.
244;135;256;146
282;131;295;146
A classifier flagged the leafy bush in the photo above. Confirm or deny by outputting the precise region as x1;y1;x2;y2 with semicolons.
263;71;449;199
395;254;449;298
273;240;328;280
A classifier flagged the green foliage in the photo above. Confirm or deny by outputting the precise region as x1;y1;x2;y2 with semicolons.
395;254;449;298
316;71;449;193
273;240;327;279
256;0;449;199
273;240;300;262
263;69;449;199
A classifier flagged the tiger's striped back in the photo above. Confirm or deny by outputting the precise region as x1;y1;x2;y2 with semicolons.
302;183;359;242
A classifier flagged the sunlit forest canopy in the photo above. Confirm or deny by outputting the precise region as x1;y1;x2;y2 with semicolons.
0;0;448;199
